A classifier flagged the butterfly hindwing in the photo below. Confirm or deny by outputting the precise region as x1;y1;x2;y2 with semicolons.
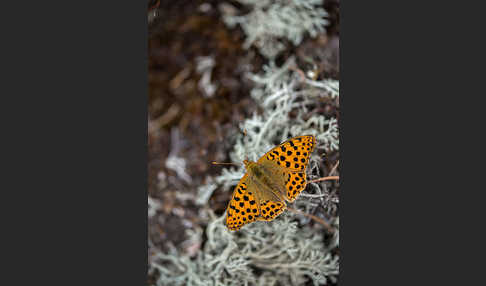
251;180;287;221
225;174;259;231
257;200;286;221
258;135;316;171
283;170;307;202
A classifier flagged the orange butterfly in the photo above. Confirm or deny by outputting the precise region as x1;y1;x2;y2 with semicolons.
225;135;316;230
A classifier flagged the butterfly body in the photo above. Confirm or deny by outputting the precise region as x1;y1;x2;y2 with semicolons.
226;135;316;231
244;160;285;200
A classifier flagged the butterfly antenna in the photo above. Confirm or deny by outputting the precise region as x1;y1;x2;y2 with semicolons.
212;161;239;166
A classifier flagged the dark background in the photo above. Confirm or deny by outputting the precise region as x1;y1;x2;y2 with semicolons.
1;0;482;285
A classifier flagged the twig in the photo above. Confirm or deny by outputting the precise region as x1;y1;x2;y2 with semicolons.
329;160;339;176
308;176;339;184
287;207;334;233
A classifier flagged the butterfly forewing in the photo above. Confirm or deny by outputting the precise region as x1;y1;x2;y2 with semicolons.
258;135;315;202
225;174;259;230
283;170;307;202
258;135;316;171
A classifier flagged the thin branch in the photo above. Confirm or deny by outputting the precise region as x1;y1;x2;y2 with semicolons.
329;160;339;176
287;207;334;233
308;176;339;184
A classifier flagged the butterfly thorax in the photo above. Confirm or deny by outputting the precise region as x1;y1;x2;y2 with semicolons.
244;160;281;194
244;160;263;177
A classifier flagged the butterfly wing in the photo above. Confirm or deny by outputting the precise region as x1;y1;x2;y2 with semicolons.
282;170;307;202
225;174;260;231
246;178;287;221
258;135;316;202
256;199;286;221
257;135;316;171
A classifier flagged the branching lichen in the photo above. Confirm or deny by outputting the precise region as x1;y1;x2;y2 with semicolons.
148;196;161;218
151;212;339;286
165;128;192;184
221;0;329;59
150;2;339;284
156;57;340;286
196;56;218;98
209;57;339;194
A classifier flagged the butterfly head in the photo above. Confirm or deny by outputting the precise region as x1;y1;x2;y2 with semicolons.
243;159;254;169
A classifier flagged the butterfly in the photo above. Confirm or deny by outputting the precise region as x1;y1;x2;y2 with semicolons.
225;135;316;231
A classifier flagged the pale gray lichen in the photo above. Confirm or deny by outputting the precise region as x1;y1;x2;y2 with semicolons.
195;57;339;204
196;56;218;98
165;128;192;184
148;196;162;218
211;56;339;193
150;211;339;286
195;176;218;206
155;57;340;286
220;0;329;59
151;2;339;283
